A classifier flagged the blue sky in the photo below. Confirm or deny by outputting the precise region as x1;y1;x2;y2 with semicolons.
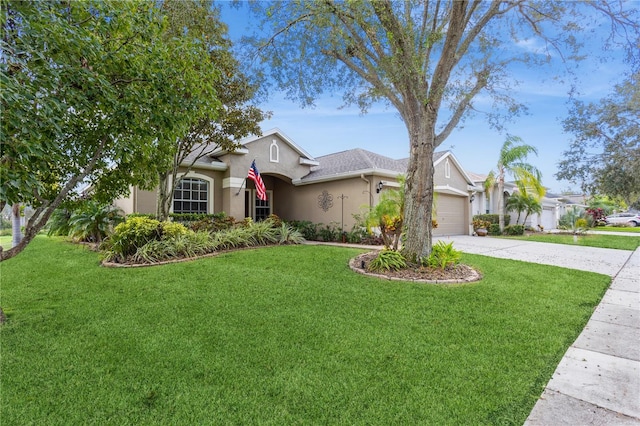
219;2;630;194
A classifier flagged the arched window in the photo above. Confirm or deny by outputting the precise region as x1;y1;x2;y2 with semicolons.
270;140;279;163
173;178;209;214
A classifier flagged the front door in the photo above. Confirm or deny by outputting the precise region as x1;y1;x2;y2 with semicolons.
244;190;273;221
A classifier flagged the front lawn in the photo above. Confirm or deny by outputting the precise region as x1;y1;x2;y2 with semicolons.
1;237;610;425
502;233;640;250
593;226;640;233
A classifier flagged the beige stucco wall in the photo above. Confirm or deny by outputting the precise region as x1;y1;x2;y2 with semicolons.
435;157;468;191
279;177;376;230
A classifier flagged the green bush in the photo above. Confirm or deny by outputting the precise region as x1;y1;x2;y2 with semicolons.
504;225;525;235
160;221;188;239
368;249;407;272
101;217;162;262
190;213;236;233
287;221;319;241
425;241;461;270
318;222;341;242
488;224;502;235
472;214;510;226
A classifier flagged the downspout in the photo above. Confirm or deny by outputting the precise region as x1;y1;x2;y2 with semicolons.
361;174;372;208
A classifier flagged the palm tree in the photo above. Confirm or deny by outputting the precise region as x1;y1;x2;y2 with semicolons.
522;194;542;227
505;193;528;224
484;136;545;230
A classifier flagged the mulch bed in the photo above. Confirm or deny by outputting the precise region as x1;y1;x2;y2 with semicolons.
350;251;482;284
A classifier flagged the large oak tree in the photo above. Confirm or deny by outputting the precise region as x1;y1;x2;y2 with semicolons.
247;0;638;261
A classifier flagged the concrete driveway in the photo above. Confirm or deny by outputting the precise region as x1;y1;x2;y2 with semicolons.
434;235;633;276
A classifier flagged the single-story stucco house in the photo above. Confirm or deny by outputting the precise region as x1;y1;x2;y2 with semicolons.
468;172;578;230
115;128;482;236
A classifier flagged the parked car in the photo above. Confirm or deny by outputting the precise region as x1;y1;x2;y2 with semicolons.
604;212;640;227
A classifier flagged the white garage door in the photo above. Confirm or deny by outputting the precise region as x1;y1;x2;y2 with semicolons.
434;194;467;236
541;207;556;230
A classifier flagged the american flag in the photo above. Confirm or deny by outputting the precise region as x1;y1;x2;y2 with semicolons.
247;160;267;201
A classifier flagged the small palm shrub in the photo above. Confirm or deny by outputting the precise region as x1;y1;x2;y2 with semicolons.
47;208;73;237
58;201;124;243
425;241;461;270
368;249;407;272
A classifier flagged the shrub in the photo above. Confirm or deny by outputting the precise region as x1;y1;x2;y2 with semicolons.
472;219;491;231
212;226;255;250
160;221;188;239
425;241;461;270
472;214;510;226
276;224;305;245
504;224;525;235
318;222;341;242
101;217;162;262
64;201;124;243
586;208;606;227
131;231;215;264
368;249;407;272
266;214;282;228
488;223;502;235
575;218;589;229
47;208;73;237
189;213;236;233
559;206;588;233
286;221;319;241
248;220;279;246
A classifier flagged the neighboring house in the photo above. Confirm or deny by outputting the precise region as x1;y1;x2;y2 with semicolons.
468;173;572;230
115;128;476;236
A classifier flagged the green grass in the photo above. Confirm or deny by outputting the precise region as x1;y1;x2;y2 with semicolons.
593;226;640;233
502;233;640;250
1;237;611;425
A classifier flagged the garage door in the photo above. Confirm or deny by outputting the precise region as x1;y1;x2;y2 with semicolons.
541;207;556;230
433;194;467;236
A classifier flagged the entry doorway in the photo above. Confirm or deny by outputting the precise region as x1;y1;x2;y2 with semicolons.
244;189;273;221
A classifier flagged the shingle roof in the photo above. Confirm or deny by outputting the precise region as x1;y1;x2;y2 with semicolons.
466;171;487;182
299;148;447;182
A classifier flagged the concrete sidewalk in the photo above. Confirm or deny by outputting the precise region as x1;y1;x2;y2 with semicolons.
433;235;639;425
524;247;640;425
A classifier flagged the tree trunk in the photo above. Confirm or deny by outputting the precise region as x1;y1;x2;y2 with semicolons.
497;175;505;231
156;171;171;221
1;204;58;261
402;112;436;263
11;204;22;248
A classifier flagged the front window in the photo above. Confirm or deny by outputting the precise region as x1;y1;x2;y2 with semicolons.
173;178;208;214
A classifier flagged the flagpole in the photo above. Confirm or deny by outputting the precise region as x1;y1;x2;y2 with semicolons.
235;178;247;196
